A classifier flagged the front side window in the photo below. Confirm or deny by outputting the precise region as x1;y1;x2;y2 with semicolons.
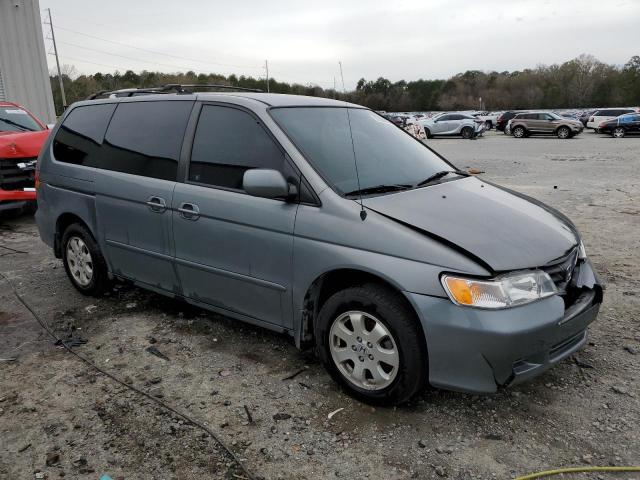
0;106;43;132
189;105;287;191
101;100;193;180
270;107;453;195
53;104;116;165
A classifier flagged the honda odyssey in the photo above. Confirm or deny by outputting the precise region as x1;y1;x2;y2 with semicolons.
35;87;603;405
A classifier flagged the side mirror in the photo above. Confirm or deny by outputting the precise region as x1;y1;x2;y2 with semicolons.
243;169;295;200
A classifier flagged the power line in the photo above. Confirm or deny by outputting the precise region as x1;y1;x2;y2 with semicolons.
52;24;263;71
56;40;241;75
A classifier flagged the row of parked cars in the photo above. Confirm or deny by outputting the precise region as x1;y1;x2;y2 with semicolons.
385;106;640;140
497;107;640;139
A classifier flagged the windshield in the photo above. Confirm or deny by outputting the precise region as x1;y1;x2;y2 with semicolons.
270;107;454;195
548;112;564;120
0;106;43;132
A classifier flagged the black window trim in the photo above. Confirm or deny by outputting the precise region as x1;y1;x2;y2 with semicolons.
52;99;194;184
179;100;320;206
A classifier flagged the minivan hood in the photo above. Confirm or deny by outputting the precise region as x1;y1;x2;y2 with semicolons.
363;177;578;272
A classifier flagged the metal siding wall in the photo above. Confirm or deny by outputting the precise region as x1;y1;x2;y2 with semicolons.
0;0;56;122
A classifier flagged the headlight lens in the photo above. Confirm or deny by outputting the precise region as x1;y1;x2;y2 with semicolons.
441;270;557;309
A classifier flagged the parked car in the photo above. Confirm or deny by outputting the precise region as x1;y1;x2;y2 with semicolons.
0;101;50;213
495;111;520;132
509;112;583;139
586;108;637;132
598;112;640;138
578;109;597;127
418;112;484;139
36;87;602;405
472;111;501;130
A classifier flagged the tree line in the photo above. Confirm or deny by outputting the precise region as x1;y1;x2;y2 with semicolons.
50;54;640;115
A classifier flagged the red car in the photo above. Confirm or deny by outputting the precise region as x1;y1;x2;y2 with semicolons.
0;101;50;212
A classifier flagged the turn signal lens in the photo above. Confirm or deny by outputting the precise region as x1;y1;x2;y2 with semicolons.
441;270;557;309
442;277;473;305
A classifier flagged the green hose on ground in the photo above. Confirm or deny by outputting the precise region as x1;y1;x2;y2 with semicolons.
515;466;640;479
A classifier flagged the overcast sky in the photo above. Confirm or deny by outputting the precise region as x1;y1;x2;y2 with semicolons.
40;0;639;89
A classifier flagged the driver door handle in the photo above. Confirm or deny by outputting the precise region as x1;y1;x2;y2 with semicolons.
178;202;200;220
146;196;167;213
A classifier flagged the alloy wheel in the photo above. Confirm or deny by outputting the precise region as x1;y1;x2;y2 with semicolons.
558;127;570;139
613;127;625;138
329;311;399;391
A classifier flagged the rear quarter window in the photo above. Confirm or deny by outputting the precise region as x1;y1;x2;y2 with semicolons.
53;104;117;165
101;101;193;181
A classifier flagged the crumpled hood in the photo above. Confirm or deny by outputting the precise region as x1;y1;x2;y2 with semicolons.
0;130;49;158
363;177;578;272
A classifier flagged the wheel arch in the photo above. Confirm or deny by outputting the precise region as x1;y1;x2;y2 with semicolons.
298;268;427;351
54;212;94;258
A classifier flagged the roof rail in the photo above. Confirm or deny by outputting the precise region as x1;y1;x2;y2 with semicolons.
87;83;263;100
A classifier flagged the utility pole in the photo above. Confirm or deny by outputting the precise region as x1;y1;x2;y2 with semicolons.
46;8;67;111
333;77;336;99
265;60;269;93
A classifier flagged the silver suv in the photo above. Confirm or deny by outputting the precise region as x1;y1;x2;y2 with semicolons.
418;113;484;139
35;86;602;405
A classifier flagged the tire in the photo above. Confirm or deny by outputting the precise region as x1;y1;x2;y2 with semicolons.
485;121;492;130
315;284;428;405
424;128;433;139
557;126;571;139
613;127;625;138
461;127;473;139
61;223;111;296
512;126;526;138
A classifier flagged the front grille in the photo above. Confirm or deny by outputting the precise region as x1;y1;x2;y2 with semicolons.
541;247;579;294
0;157;36;190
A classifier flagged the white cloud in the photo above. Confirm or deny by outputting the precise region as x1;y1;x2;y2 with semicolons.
40;0;640;88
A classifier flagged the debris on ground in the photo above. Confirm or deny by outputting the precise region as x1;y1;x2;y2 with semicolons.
145;345;170;361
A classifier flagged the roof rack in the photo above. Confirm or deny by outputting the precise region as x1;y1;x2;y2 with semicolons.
87;83;263;100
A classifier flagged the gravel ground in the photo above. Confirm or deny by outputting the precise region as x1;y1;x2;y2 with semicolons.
1;130;639;479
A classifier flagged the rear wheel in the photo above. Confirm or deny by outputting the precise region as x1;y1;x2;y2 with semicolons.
512;126;526;138
613;127;626;138
557;126;571;139
62;223;111;296
315;284;428;405
461;127;473;139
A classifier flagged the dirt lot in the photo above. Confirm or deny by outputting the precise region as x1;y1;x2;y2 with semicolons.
1;131;639;480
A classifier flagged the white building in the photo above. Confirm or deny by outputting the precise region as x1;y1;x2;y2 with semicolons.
0;0;56;123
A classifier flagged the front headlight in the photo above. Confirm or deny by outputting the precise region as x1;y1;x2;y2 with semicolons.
441;270;557;309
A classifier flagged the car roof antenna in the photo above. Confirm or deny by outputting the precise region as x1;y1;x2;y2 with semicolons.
339;61;367;221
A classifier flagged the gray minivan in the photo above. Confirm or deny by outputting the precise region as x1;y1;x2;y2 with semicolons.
36;88;603;405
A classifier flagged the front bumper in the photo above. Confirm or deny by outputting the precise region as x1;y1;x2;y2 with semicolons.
405;260;602;393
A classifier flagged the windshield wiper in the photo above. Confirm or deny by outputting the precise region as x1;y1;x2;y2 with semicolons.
344;184;412;197
416;169;469;187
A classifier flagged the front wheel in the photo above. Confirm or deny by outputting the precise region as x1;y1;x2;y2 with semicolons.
613;127;625;138
424;127;433;139
557;126;571;139
512;126;526;138
62;223;111;296
315;284;428;405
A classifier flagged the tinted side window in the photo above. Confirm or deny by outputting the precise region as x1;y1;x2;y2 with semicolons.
437;114;451;121
53;104;116;165
101;101;193;181
189;105;286;191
